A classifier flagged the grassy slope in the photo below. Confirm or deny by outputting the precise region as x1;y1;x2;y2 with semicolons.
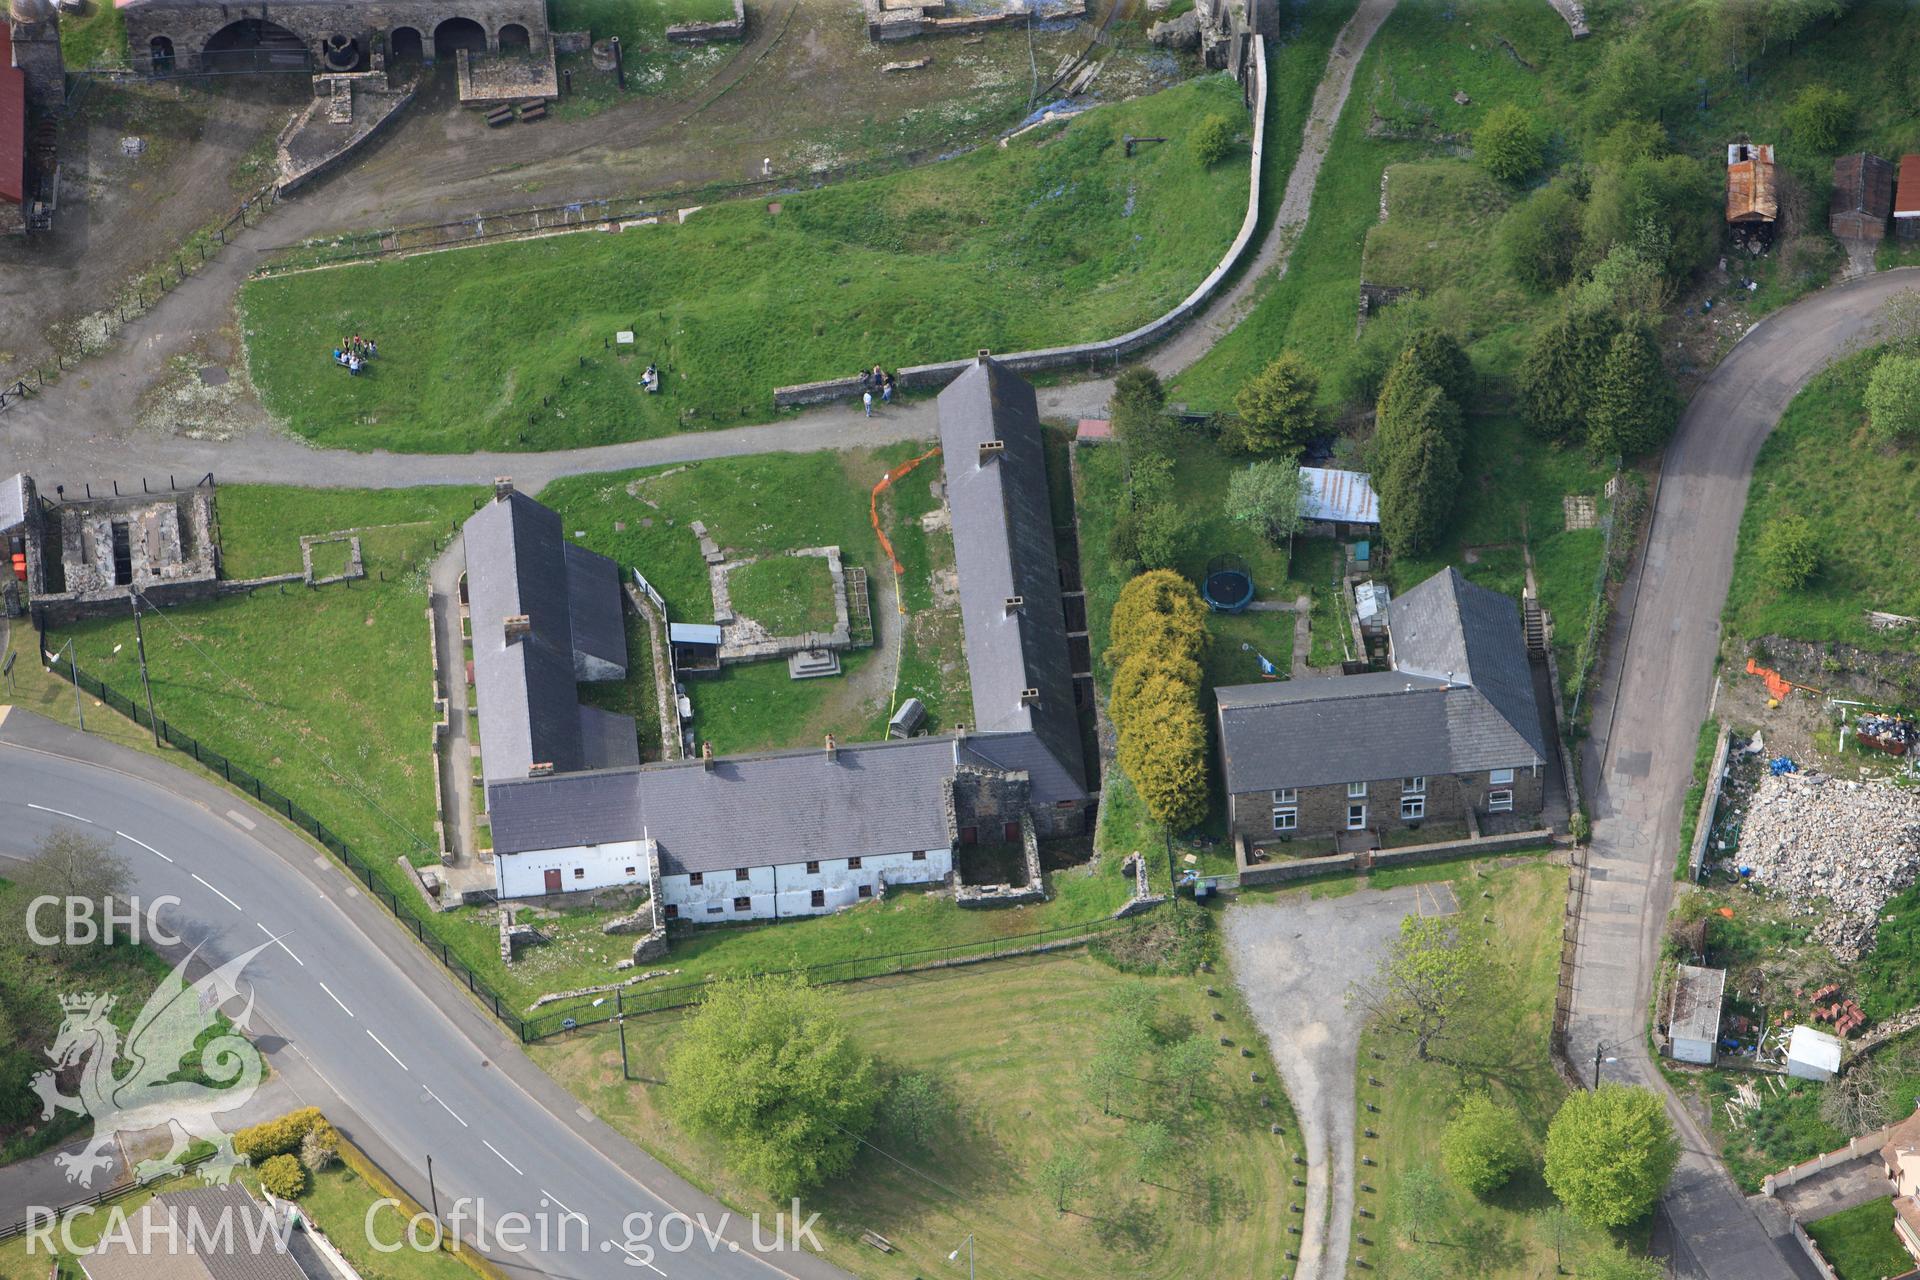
1348;862;1644;1277
1804;1197;1912;1280
1724;349;1920;651
241;77;1250;453
532;948;1299;1280
59;0;129;69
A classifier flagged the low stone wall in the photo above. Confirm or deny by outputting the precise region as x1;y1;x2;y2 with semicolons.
425;598;457;867
1236;829;1555;887
276;75;418;197
667;0;745;42
954;814;1047;907
770;33;1269;410
1686;723;1732;883
1112;853;1169;918
1762;1125;1895;1196
602;847;669;962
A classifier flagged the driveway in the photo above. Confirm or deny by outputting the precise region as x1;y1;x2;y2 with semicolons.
1223;880;1458;1280
1570;267;1920;1280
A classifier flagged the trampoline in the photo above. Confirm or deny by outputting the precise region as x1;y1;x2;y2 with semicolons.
1202;555;1254;613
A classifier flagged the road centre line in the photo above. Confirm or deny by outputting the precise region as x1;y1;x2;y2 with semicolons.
116;831;174;862
541;1189;582;1221
366;1029;408;1071
29;803;91;823
318;981;354;1017
482;1140;523;1176
256;923;304;966
191;872;242;911
427;1089;468;1127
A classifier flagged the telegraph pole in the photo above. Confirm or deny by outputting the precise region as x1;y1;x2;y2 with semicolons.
617;985;631;1080
130;591;159;747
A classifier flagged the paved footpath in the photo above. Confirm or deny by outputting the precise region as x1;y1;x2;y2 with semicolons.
1569;267;1920;1280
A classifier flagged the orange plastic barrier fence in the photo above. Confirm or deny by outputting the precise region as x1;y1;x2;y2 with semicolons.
870;447;942;607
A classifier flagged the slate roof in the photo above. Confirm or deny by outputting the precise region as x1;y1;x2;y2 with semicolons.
464;491;629;785
937;356;1087;795
488;768;649;855
1300;467;1379;526
82;1184;309;1280
1215;567;1546;794
1669;964;1725;1044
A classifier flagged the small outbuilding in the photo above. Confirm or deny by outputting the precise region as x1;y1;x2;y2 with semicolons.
1726;143;1778;225
1299;466;1380;538
1897;155;1920;241
887;696;927;739
1832;152;1894;241
1667;964;1726;1066
1786;1025;1844;1082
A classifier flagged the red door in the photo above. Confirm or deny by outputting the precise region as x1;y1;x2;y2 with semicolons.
543;868;562;893
1003;821;1021;842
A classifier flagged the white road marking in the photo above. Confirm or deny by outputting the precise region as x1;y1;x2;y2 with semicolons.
29;803;91;823
225;808;257;831
318;982;354;1017
426;1089;468;1128
482;1141;523;1176
607;1237;668;1275
366;1029;408;1071
541;1189;583;1221
256;923;304;966
191;873;241;911
116;831;174;863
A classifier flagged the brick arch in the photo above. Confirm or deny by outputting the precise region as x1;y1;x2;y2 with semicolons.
432;15;488;57
497;21;530;52
390;25;425;61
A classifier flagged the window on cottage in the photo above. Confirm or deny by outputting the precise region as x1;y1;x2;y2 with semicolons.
624;866;636;876
858;884;873;899
1489;790;1514;812
572;867;584;879
810;889;825;908
1401;796;1425;821
848;857;863;870
1347;781;1368;798
1402;776;1426;795
706;905;723;914
663;904;679;919
805;860;820;874
733;896;750;912
1347;803;1367;830
1490;767;1515;785
735;867;750;881
1271;788;1298;804
1272;808;1297;832
688;871;704;886
912;850;927;861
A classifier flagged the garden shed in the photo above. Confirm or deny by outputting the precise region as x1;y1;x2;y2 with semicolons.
1299;466;1379;538
1897;155;1920;241
1666;964;1725;1066
1831;152;1894;241
1726;143;1777;225
1786;1025;1844;1082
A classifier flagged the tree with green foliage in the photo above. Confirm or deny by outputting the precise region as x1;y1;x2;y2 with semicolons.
1192;113;1237;167
1111;366;1173;460
10;830;130;957
1520;301;1622;442
667;975;881;1198
1353;915;1495;1062
1441;1095;1529;1196
1391;1164;1450;1243
1866;353;1920;443
1229;351;1319;456
1107;570;1210;668
1784;83;1851;152
1375;379;1463;557
259;1154;308;1200
299;1125;339;1174
1717;0;1851;71
1395;328;1475;408
1587;323;1678;459
1581;153;1720;280
1035;1150;1092;1215
1116;695;1210;831
1544;1085;1679;1227
1127;1119;1178;1181
1585;1247;1666;1280
1132;501;1195;572
1758;514;1821;590
1110;652;1203;728
1160;1033;1217;1105
1475;103;1544;183
877;1073;944;1151
1498;183;1584;293
1582;33;1683;134
1591;119;1668;169
1224;459;1308;546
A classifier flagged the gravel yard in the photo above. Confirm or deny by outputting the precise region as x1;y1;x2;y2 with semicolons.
1735;772;1920;962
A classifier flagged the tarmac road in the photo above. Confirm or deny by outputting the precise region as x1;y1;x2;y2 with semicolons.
0;706;848;1280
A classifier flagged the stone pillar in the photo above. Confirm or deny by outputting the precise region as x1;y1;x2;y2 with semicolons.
9;10;68;113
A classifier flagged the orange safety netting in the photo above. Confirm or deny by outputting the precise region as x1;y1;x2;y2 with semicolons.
870;447;942;611
1745;657;1801;700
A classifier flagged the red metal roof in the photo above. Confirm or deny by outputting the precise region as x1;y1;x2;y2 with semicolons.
1898;156;1920;218
0;26;25;207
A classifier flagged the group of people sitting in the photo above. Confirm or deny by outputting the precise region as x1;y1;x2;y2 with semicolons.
332;333;378;375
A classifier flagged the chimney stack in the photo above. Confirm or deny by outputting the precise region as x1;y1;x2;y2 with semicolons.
528;761;553;778
504;614;531;644
825;732;838;762
979;439;1006;465
977;349;991;365
494;477;514;502
954;721;967;739
1020;688;1041;706
701;741;715;770
1003;595;1024;616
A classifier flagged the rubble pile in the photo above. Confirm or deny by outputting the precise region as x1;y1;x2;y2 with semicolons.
1736;773;1920;962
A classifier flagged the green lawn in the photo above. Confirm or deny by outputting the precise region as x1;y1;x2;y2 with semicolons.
727;554;838;636
1725;348;1920;651
1805;1199;1913;1280
1203;609;1294;690
532;946;1300;1280
576;611;664;761
58;0;129;69
241;76;1252;453
1348;862;1652;1277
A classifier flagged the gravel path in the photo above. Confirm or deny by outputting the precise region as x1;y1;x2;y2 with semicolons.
1223;880;1458;1280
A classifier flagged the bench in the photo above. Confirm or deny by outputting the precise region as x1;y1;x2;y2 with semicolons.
486;106;514;128
858;1231;894;1254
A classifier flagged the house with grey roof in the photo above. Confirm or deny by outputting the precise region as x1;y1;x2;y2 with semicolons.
1217;567;1547;848
476;356;1089;922
80;1182;314;1280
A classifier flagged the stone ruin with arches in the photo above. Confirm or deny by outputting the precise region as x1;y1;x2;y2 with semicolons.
120;0;551;76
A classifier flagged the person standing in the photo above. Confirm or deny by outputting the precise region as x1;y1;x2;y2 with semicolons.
863;388;874;417
882;372;895;404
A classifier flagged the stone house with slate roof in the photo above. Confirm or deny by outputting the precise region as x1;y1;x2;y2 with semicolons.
80;1183;313;1280
1217;568;1547;846
477;355;1090;919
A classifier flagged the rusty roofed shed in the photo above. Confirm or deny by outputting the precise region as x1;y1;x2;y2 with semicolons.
1832;152;1894;241
1668;964;1725;1066
1897;155;1920;241
1726;143;1777;225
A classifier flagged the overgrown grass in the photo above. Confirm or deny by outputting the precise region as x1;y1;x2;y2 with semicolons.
1348;862;1651;1275
1725;348;1920;652
1696;1073;1846;1194
242;77;1251;453
576;611;664;761
531;948;1300;1280
1805;1197;1913;1280
58;0;129;69
727;555;838;636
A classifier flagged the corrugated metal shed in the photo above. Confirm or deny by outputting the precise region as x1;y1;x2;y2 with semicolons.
1831;152;1894;240
1669;964;1725;1051
1726;143;1777;224
669;621;722;646
1897;155;1920;219
1300;467;1380;526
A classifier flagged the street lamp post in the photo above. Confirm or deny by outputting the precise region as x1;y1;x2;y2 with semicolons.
948;1234;974;1280
1592;1041;1620;1090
